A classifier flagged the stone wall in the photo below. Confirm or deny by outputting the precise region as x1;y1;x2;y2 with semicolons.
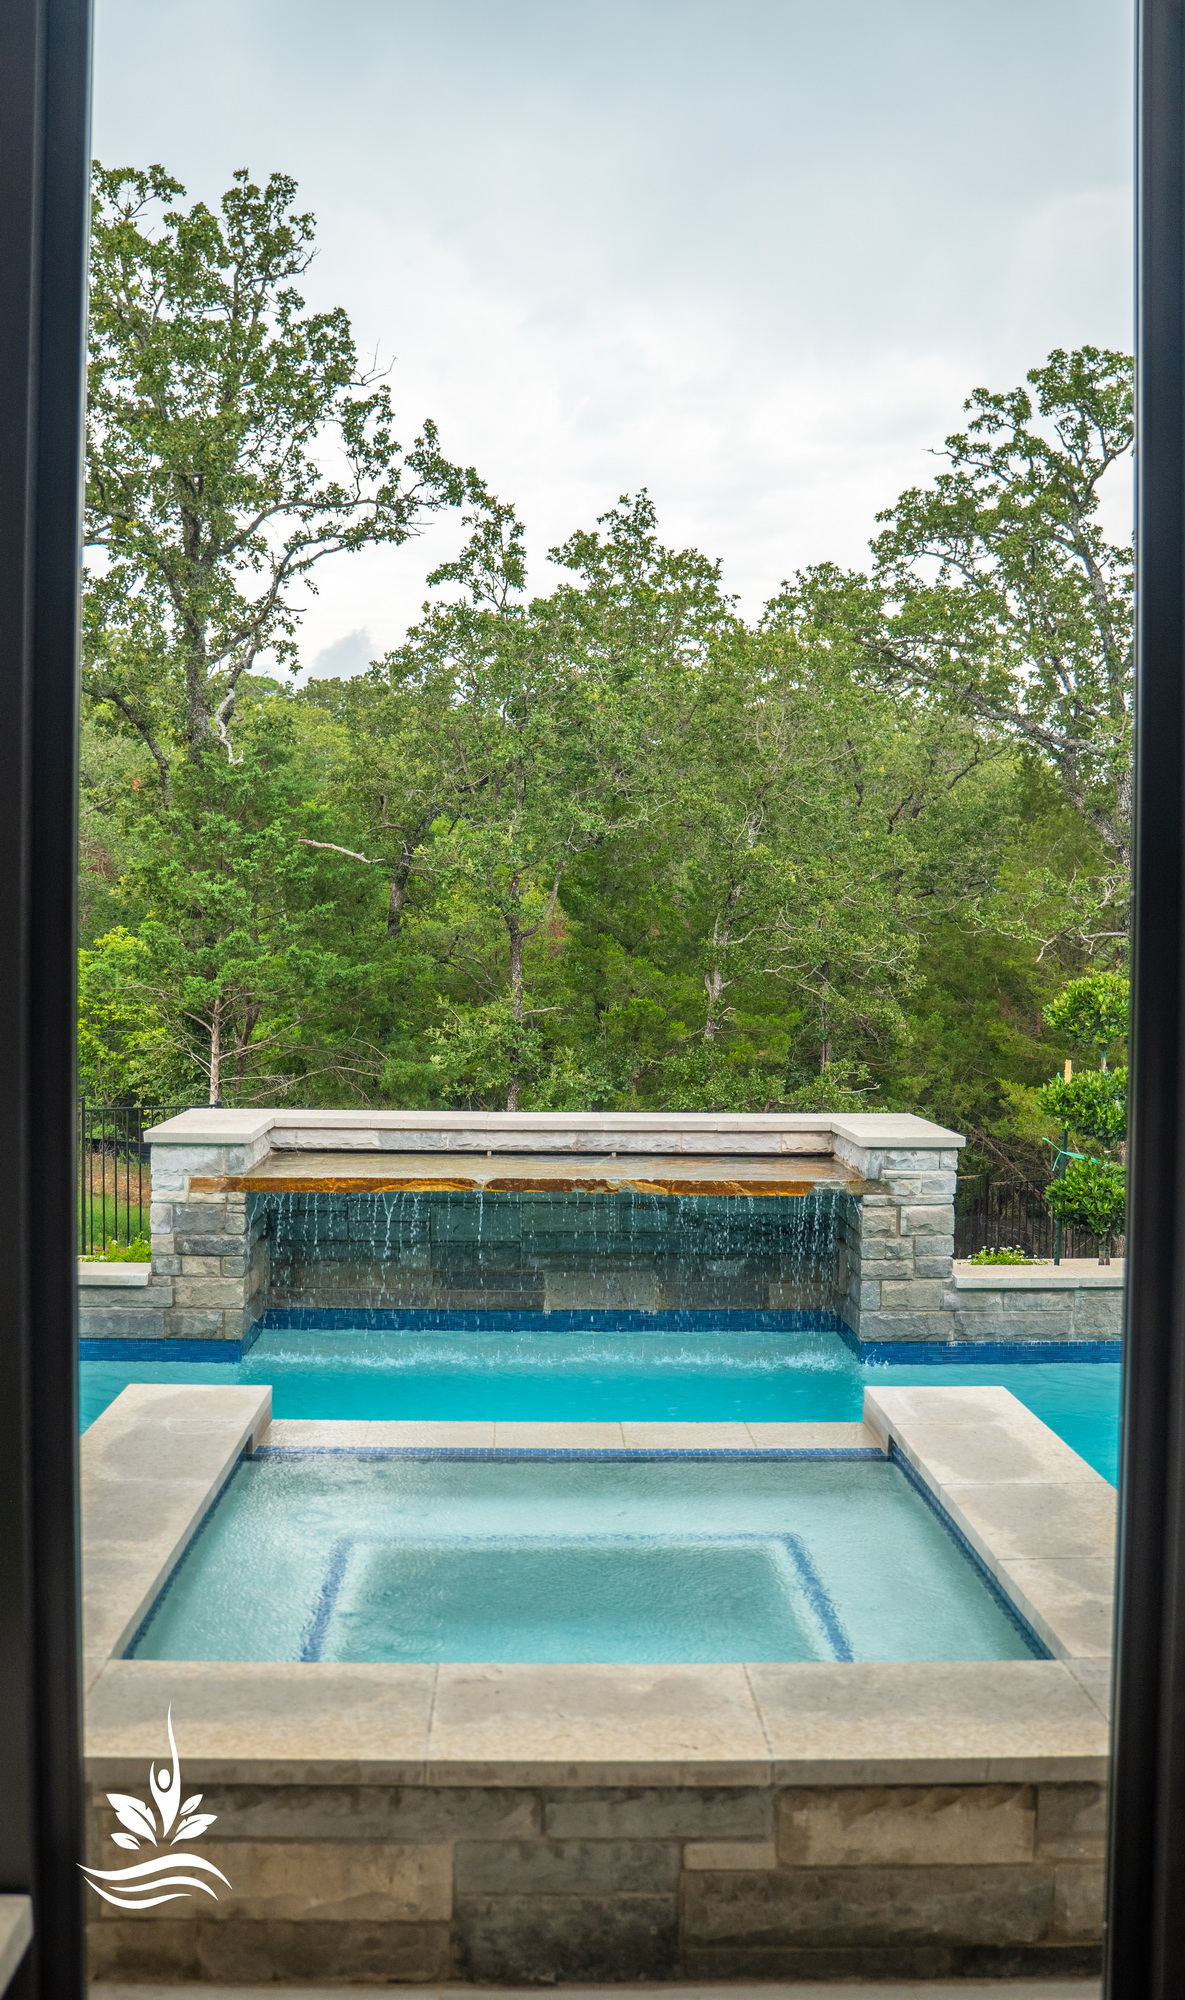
86;1777;1104;1984
81;1113;978;1345
836;1147;960;1346
946;1269;1123;1345
80;1182;269;1346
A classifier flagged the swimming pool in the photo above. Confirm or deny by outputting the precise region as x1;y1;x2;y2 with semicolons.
79;1317;1123;1480
129;1454;1042;1666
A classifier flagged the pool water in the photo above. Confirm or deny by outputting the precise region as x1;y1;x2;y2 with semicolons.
130;1455;1040;1666
79;1321;1122;1481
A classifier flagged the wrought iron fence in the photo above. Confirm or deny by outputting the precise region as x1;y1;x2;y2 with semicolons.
954;1173;1125;1263
78;1101;199;1254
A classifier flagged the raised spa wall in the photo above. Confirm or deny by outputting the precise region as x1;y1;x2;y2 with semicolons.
75;1109;1121;1350
81;1381;1114;1984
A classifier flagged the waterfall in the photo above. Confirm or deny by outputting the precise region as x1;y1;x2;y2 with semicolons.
255;1181;848;1321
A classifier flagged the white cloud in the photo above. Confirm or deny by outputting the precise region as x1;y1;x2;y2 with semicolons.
92;0;1135;669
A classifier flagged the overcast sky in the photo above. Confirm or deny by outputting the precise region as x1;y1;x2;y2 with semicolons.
92;0;1134;676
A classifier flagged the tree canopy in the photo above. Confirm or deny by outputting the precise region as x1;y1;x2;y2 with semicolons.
78;162;1134;1170
85;164;475;791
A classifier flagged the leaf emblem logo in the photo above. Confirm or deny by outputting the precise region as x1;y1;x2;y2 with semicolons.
79;1706;231;1911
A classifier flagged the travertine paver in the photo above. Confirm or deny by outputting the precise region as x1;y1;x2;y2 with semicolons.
748;1661;1107;1784
264;1418;498;1448
86;1659;436;1785
618;1422;755;1450
144;1106;963;1153
425;1663;773;1785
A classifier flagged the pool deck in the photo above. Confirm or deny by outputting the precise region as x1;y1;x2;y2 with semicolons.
190;1150;860;1198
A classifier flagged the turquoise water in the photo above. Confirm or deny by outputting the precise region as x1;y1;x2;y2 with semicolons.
131;1455;1038;1665
79;1322;1122;1481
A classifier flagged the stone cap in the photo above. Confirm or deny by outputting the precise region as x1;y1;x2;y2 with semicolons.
144;1107;965;1153
953;1258;1125;1291
78;1259;151;1287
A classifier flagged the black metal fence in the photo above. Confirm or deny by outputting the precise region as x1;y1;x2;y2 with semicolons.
954;1174;1124;1262
78;1101;199;1254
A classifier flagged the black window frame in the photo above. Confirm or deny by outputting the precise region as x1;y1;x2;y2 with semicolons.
0;0;1179;1992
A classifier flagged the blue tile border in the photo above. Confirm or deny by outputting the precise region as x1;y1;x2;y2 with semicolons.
122;1443;253;1658
80;1338;242;1362
296;1527;855;1666
256;1306;846;1334
834;1323;1121;1364
887;1441;1053;1661
860;1339;1122;1365
252;1445;887;1463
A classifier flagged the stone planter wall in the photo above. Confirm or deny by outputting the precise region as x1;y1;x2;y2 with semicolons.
944;1263;1124;1346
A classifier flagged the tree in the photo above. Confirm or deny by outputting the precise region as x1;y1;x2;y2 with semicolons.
1043;971;1129;1063
108;744;374;1105
1037;971;1128;1146
78;928;172;1101
85;163;473;790
1046;1159;1126;1258
789;348;1133;928
1038;971;1129;1257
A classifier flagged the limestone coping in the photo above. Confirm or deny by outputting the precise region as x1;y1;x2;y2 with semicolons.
78;1260;151;1287
953;1259;1125;1291
143;1107;965;1156
864;1386;1116;1663
82;1386;1108;1787
81;1383;272;1693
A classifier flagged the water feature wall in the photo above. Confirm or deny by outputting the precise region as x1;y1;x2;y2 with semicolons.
77;1113;975;1350
259;1185;852;1319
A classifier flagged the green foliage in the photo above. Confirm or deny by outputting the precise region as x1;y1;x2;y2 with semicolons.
82;1237;153;1262
78;927;172;1101
1043;972;1129;1056
1036;1067;1127;1147
80;229;1133;1147
786;347;1133;897
968;1246;1038;1265
85;162;470;780
1045;1157;1126;1241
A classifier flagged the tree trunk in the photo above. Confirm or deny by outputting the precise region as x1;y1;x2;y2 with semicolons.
506;913;524;1113
208;1001;223;1107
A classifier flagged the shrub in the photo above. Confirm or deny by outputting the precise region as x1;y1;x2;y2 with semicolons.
1045;1158;1126;1247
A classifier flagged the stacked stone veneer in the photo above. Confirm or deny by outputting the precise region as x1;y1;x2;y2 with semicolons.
81;1120;1120;1352
834;1141;960;1346
949;1276;1122;1345
86;1777;1103;1984
80;1114;1122;1348
80;1137;271;1345
79;1113;975;1346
